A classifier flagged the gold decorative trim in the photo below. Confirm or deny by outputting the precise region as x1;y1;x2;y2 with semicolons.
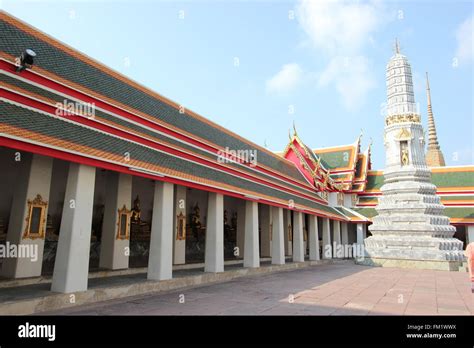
176;211;186;240
321;191;329;201
385;113;420;126
116;204;131;240
23;194;48;240
395;128;412;140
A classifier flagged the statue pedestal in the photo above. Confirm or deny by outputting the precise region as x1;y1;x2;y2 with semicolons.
130;221;151;241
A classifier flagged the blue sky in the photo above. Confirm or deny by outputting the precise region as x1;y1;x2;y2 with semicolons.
3;0;473;168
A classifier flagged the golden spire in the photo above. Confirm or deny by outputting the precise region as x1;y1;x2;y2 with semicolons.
425;72;446;167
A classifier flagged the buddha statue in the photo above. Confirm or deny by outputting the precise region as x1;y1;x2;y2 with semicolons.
131;195;141;223
224;210;228;226
190;203;202;241
190;203;201;228
231;212;237;230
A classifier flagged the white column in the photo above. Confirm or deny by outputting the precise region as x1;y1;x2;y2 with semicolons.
468;226;474;244
309;215;320;260
99;172;132;270
236;201;245;258
147;181;174;280
205;192;224;273
341;222;349;246
271;206;285;264
244;200;259;268
172;185;186;265
51;163;96;293
356;223;365;245
303;215;308;256
333;220;342;258
283;209;292;256
2;154;53;279
259;204;271;257
322;218;332;259
293;211;304;262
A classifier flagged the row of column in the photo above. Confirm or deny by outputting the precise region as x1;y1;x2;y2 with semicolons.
1;154;368;294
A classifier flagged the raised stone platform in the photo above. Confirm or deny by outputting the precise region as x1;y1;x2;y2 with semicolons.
356;257;464;271
0;258;335;315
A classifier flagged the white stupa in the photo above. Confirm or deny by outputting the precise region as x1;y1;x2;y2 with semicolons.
360;41;465;271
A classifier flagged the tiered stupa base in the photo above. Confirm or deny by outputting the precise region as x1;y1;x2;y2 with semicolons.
358;166;465;271
357;235;464;271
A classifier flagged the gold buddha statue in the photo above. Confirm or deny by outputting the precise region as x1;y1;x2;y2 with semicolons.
191;203;201;228
131;195;141;223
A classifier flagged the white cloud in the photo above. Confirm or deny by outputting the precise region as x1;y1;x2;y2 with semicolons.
296;0;389;110
266;63;303;95
318;56;376;109
296;0;383;55
455;15;473;65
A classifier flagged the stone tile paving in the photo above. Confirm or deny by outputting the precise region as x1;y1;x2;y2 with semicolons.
43;263;473;316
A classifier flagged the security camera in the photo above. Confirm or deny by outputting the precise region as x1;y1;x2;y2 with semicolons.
16;49;36;73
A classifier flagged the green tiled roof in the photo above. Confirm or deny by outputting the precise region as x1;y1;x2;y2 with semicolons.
440;195;474;202
443;207;474;219
357;196;377;204
431;171;474;188
366;173;384;191
353;207;377;218
0;102;345;218
0;18;306;184
330;173;348;179
0;73;315;198
364;169;474;191
354;206;474;220
333;207;366;220
316;150;350;170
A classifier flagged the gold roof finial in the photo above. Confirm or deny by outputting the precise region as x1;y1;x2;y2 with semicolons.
293;121;298;136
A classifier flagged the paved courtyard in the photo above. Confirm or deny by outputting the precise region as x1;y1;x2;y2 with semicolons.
44;263;474;315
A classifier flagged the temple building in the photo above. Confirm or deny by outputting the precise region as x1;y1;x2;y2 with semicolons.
0;13;473;295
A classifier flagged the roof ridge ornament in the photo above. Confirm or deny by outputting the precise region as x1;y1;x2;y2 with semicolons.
293;121;298;137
